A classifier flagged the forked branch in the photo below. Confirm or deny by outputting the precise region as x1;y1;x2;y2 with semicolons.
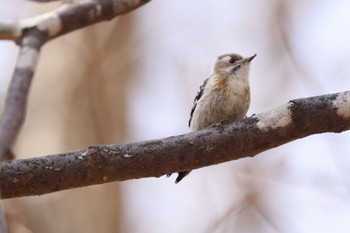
0;0;151;160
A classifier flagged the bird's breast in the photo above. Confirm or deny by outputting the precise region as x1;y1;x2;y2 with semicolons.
190;87;250;131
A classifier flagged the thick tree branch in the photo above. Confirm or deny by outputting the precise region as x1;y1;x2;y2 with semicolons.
0;0;151;160
0;91;349;199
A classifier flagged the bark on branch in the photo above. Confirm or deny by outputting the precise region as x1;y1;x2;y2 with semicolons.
1;91;350;199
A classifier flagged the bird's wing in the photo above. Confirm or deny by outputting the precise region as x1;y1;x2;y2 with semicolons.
188;78;209;127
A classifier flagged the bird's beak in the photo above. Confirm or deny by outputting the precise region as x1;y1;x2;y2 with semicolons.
245;54;257;63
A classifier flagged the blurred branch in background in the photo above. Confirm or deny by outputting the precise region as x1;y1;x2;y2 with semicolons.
0;31;45;163
0;0;150;43
1;90;350;199
0;0;150;161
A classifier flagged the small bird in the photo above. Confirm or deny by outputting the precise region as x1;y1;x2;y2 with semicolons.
169;53;256;183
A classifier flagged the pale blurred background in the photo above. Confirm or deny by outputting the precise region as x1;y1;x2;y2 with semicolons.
1;0;350;232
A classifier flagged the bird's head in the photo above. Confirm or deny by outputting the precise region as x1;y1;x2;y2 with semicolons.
213;53;256;79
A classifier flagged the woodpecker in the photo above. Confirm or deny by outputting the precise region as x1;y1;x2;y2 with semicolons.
169;53;256;183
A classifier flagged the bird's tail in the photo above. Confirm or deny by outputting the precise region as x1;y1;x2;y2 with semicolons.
167;171;191;183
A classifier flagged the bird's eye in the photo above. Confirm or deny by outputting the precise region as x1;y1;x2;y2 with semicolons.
229;58;236;64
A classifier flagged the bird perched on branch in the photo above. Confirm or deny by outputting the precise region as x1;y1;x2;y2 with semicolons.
168;53;256;183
